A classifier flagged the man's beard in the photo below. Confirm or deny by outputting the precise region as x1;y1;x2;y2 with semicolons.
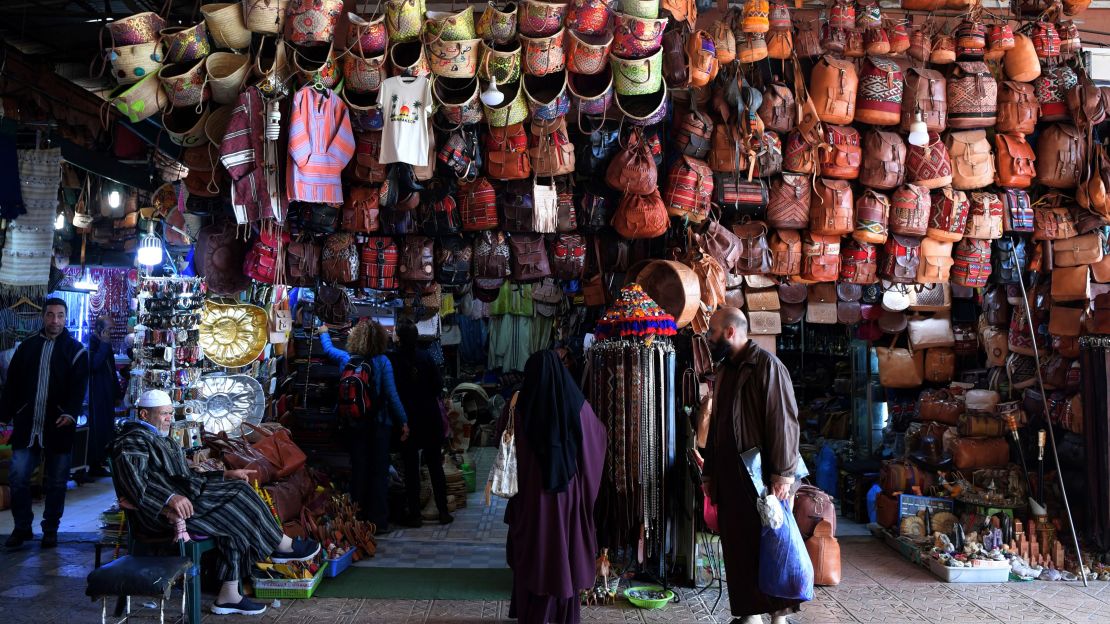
707;338;731;362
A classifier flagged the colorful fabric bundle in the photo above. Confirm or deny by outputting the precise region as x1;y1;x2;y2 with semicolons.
594;283;677;340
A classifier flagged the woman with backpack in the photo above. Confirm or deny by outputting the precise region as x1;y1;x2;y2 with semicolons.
388;319;452;527
318;319;408;533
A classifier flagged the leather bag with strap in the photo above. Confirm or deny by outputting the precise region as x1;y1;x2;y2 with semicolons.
916;237;954;284
287;240;320;287
674;107;715;159
952;237;993;287
810;178;853;236
965;192;1004;240
819;124;862;180
905;132;953;189
758;78;796;133
606;130;657;195
399;235;435;282
1035;123;1085;189
342;186;381;233
881;234;921;284
801;231;841;282
769;228;802;276
947;61;997;128
810;55;857;125
732;220;772;275
890;183;930;236
321;233;359;284
853;188;890;245
997;81;1039;135
947;130;995;190
485;123;532;180
840;239;879;284
900;67;947;132
927;187;970;243
994;133;1036;189
768;172;811;229
509;232;552;281
859;130;906;190
529;118;576;176
613;189;669;239
360;236;399;290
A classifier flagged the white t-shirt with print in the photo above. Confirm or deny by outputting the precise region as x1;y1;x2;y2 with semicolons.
378;75;432;167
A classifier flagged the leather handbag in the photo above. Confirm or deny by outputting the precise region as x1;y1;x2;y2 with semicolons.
320;233;359;284
946;130;995;190
769;228;803;276
783;129;818;175
900;67;947;132
500;179;534;232
204;431;278;484
853;189;890;245
918;388;964;425
965;192;1004;240
613;189;668;239
840;239;879;284
996;81;1039;135
485;123;532;180
1052;265;1091;301
809;55;857;125
1049;304;1083;337
342;186;381;233
460;177;500;231
905;132;953;189
927;187;970;243
952;238;993;287
908;283;952;312
1033;206;1079;241
746;286;781;311
890;184;931;236
529;118;576;176
880;459;935;492
314;284;351;325
509;232;552;281
858;130;906;190
241;422;307;480
952;436;1010;470
875;336;924;388
924;347;956;383
810;178;853;236
983;286;1010;325
757;78;796;133
399;235;435;282
714;174;768;217
606;130;656;194
819;124;862;180
1035;123;1085;189
908;315;955;349
1053;232;1105;267
881;234;921;284
807;282;838;324
794;485;837;537
287;240;320;287
994;133;1036;188
673;108;715;159
435;236;473;286
947;61;997;128
982;324;1009;366
958;412;1006;437
916;237;954;284
801;232;841;282
1089;293;1110;333
768;173;811;229
732;221;773;275
699;220;743;273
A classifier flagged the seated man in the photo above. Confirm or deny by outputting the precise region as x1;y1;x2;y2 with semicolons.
109;390;319;616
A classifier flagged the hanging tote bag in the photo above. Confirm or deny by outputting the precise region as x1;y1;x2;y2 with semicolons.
520;28;566;76
109;41;164;86
348;12;389;56
613;13;667;59
567;0;616;36
567;29;613;75
485;392;519;502
427;37;482;79
386;0;426;42
158;59;210;109
612;49;663;96
524;70;571;122
109;72;169;123
615;86;668;126
161;23;212;64
483;80;529;126
201;2;252;51
569;69;614;118
343;51;387;93
109;11;165;46
519;0;568;37
426;6;478;41
242;0;289;35
390;40;431;77
477;1;519;44
434;76;485;125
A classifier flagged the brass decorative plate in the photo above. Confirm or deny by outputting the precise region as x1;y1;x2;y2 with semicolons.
198;301;267;367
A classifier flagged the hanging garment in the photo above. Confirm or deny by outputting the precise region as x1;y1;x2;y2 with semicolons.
1081;337;1110;551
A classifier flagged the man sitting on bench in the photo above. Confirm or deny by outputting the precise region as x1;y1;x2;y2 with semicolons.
109;390;319;616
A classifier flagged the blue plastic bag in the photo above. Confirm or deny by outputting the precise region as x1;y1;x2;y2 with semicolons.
757;499;815;602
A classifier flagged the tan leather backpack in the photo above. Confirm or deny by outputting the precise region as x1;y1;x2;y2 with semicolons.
965;192;1004;240
917;237;954;284
859;130;906;190
853;189;890;245
819;124;861;180
997;81;1039;135
768;172;811;230
1004;33;1041;82
758;79;796;134
994;133;1036;189
1035;123;1085;189
810;178;853;236
946;130;995;190
769;228;803;276
801;231;842;282
810;55;857;125
900;68;947;133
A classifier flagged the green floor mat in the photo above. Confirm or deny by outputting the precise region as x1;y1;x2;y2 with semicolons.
314;567;513;600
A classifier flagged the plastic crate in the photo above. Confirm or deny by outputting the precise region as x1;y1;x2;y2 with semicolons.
926;557;1010;583
252;562;328;599
325;548;355;578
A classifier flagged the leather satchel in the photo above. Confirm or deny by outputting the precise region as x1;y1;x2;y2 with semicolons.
732;221;773;275
768;173;811;229
801;232;841;282
286;240;320;287
947;61;998;128
916;237;954;284
673;108;715;159
606;130;657;195
783;129;817;174
996;81;1039;135
746;287;781;311
927;186;970;242
890;184;931;236
965;192;1004;240
769;228;803;276
900;67;947;132
952;436;1010;470
853;189;890;245
810;55;858;125
859;130;907;190
1048;305;1083;337
342;186;381;233
1052;265;1091;301
398;235;435;282
906;132;953;189
1053;232;1104;267
958;413;1006;437
242;422;307;480
509;233;552;281
1089;293;1110;333
924;347;956;383
806;520;842;587
918;388;964;425
819;124;862;180
807;283;838;324
321;233;359;284
947;130;995;190
699;220;743;272
748;309;783;335
994;133;1036;188
810;178;853;235
613;189;669;240
1035;123;1085;189
840;239;879;284
983;287;1010;326
876;338;924;388
908;315;956;349
881;234;921;284
758;79;796;134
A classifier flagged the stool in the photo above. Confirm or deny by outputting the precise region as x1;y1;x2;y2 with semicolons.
86;555;191;624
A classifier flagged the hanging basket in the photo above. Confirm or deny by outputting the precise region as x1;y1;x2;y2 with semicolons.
204;104;234;146
163;105;212;147
201;2;252;50
109;72;169;123
611;49;662;96
161;23;212;64
425;6;478;41
343;52;387;93
426;37;482;79
207;52;251;104
568;68;613;117
433;76;484;126
292;42;341;89
109;11;166;46
566;29;612;75
347;12;388;56
477;1;518;44
482;79;528;127
158;59;211;108
108;41;164;85
242;0;289;35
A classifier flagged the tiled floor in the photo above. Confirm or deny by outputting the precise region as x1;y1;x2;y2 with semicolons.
5;453;1110;622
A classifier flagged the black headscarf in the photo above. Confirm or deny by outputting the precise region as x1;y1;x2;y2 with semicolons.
518;350;585;493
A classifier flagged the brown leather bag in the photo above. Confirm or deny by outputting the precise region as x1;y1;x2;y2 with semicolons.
900;67;947;132
485;123;532;180
804;520;840;586
875;338;924;388
810;178;853;236
952;436;1011;470
606;130;657;195
1033;206;1079;241
917;237;954;283
881;234;921;284
947;61;997;128
286;240;320;286
783;129;818;174
758;79;796;134
662;26;689;89
509;233;552;281
612;189;669;240
732;221;772;275
1089;293;1110;333
342;186;381;233
924;347;956;383
958;412;1007;437
918;388;964;425
320;233;359;284
699;220;743;272
1053;232;1105;267
529;118;576;176
997;81;1039;135
801;231;841;281
946;130;995;190
1036;123;1085;189
927;186;970;242
819;124;862;179
794;485;837;537
994;133;1036;188
859;130;906;190
768;172;811;229
769;228;803;276
810;55;857;125
709;122;745;173
673;108;715;159
840;239;878;284
398;235;435;282
853;189;890;244
965;192;1004;239
880;459;935;492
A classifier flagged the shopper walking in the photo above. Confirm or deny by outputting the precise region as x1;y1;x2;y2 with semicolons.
87;314;119;477
1;297;90;550
319;319;408;532
504;350;606;624
388;319;452;527
701;307;805;623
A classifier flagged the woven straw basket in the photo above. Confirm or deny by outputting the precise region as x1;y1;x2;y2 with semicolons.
202;3;252;50
242;0;289;35
204;105;234;146
109;72;168;123
207;52;251;104
109;41;164;85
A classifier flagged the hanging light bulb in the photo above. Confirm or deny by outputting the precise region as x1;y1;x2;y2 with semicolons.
907;110;930;147
54;212;65;230
73;267;98;292
137;222;163;268
108;189;122;209
480;78;504;107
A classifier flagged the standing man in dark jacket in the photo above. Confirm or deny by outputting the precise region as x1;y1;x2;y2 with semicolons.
87;314;118;477
702;307;805;624
2;298;90;549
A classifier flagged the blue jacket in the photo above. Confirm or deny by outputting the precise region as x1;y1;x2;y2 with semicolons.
320;332;407;426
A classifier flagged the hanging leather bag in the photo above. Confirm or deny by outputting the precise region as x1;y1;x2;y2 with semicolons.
840;239;878;284
996;81;1039;135
965;192;1004;239
1002;188;1034;234
398;235;435;282
664;155;714;223
818;124;861;180
320;233;359;284
855;55;903;126
769;228;803;276
529;118;576;176
810;178;853;236
732;220;772;275
952;237;993;287
916;237;954;284
859;130;906;190
890;184;931;236
905;132;952;189
809;55;857;125
613;189;669;239
757;79;796;134
605;130;657;195
927;187;970;242
768;172;811;230
1035;123;1085;189
994;133;1036;189
881;234;921;284
673;107;715;159
509;232;552;281
485;123;532;180
900;67;947;133
853;189;890;245
947;61;997;129
801;231;841;281
945;130;995;191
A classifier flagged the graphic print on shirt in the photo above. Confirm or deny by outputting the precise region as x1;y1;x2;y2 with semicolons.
389;93;424;125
